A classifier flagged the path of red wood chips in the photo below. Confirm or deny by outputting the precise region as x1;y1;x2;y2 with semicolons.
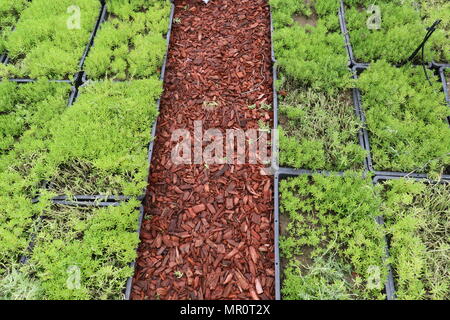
131;0;275;300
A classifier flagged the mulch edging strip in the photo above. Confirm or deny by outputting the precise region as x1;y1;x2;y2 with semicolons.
131;0;275;300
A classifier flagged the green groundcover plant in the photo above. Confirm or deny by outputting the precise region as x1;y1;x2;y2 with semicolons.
271;0;349;94
279;174;386;300
0;0;100;79
0;81;71;268
271;0;366;170
32;79;162;197
381;179;450;300
0;80;70;156
0;0;30;55
0;79;160;280
357;60;450;174
84;0;170;80
346;0;449;64
0;200;140;300
279;83;366;170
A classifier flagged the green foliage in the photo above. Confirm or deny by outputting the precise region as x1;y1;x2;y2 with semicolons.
279;174;386;300
27;200;140;300
346;1;449;63
84;0;170;80
271;0;350;93
382;179;450;300
357;61;450;173
0;0;100;79
279;85;366;170
30;79;162;196
282;255;354;300
0;82;70;268
0;266;41;300
0;0;29;54
0;80;69;155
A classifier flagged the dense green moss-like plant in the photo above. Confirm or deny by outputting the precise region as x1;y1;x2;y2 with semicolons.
84;0;170;80
0;80;70;155
0;266;41;300
357;60;450;174
30;79;162;197
381;179;450;300
280;174;386;300
279;84;366;170
271;0;351;94
346;1;449;63
0;0;29;54
0;0;100;79
26;200;140;300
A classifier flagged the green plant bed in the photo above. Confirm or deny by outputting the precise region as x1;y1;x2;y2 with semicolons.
0;0;30;55
357;61;450;174
30;79;162;197
279;174;386;300
0;0;100;79
271;0;351;94
271;0;365;170
381;179;450;300
279;83;366;170
0;81;71;269
84;0;171;80
346;0;449;64
0;200;141;300
0;80;70;156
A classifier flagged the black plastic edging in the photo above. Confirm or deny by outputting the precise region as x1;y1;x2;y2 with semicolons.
374;215;396;301
439;67;449;106
338;1;354;67
140;2;175;201
269;6;281;301
350;66;374;172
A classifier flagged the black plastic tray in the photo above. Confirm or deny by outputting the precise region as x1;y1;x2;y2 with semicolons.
338;1;448;68
18;198;143;300
275;170;395;300
372;174;450;300
350;64;450;178
1;0;106;83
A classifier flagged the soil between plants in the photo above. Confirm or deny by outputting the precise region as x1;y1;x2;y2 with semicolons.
131;0;275;300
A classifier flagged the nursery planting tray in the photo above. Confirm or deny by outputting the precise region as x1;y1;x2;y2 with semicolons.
18;198;144;299
338;1;447;68
1;1;107;83
275;170;396;300
372;174;450;300
350;64;450;179
54;4;175;204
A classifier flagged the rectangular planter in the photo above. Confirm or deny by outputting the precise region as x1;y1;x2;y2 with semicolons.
373;175;450;300
273;1;366;175
20;200;144;299
1;0;104;81
350;63;450;178
275;171;393;300
81;0;173;82
339;0;448;67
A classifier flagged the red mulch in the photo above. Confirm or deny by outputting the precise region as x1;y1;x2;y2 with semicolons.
131;0;274;300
